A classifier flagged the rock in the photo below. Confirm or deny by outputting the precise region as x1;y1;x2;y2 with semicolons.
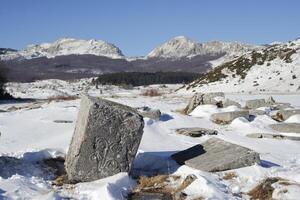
274;109;300;121
249;109;266;116
65;96;144;183
184;92;225;114
223;99;241;108
245;99;267;109
246;133;300;141
137;106;161;120
266;96;276;104
271;103;293;110
128;192;173;200
269;123;300;133
210;110;249;124
175;127;218;137
171;138;260;172
53;120;73;123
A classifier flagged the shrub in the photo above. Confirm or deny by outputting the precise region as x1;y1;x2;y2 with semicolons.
142;89;161;97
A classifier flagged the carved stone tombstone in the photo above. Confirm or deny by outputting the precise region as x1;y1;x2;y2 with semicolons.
65;95;144;183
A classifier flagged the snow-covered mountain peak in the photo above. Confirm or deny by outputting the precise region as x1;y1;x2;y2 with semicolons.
147;36;259;60
147;36;203;58
1;38;124;60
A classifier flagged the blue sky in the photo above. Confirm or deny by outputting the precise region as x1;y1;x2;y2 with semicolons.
0;0;299;56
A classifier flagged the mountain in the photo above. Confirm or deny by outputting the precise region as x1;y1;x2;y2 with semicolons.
147;36;259;67
0;48;17;55
182;38;300;93
0;38;124;60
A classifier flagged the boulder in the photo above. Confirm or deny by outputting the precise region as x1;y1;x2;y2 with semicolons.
269;123;300;133
274;109;300;121
245;99;267;109
184;92;225;114
171;138;260;172
137;106;161;120
65;95;144;183
210;110;249;124
223;99;241;108
175;127;218;137
249;109;266;116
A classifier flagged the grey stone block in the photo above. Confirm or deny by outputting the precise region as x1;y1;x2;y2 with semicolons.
65;95;144;183
269;123;300;133
276;109;300;120
210;110;249;124
137;106;161;120
171;138;260;172
175;127;218;137
184;92;225;114
245;99;267;109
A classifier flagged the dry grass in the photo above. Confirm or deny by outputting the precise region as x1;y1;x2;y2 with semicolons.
131;174;197;199
248;177;280;200
223;172;238;180
47;95;79;102
141;89;162;97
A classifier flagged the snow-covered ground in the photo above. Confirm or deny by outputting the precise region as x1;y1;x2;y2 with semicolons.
0;80;300;199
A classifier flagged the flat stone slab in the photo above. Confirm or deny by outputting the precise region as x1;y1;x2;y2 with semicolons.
171;138;260;172
65;95;144;183
275;109;300;121
245;99;268;109
211;110;249;124
184;92;225;114
269;123;300;133
247;133;300;141
128;192;173;200
137;106;161;120
175;127;218;137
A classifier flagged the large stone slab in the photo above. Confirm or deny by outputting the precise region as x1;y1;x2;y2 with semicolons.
245;99;268;109
137;106;161;120
171;138;260;172
269;123;300;133
175;127;218;137
184;92;225;114
210;110;249;124
65;95;144;183
246;133;300;141
275;109;300;121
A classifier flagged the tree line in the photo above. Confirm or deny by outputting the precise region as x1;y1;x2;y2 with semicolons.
93;72;201;86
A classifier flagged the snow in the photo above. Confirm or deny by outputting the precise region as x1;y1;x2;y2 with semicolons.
182;38;300;94
0;38;124;60
0;80;300;199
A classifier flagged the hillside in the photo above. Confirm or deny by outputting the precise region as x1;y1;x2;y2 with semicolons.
183;39;300;93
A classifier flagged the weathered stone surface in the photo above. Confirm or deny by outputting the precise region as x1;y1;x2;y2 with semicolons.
249;109;266;116
223;99;241;108
245;99;268;109
271;103;293;110
275;109;300;121
137;106;161;120
269;123;300;133
65;95;144;183
210;110;249;124
128;192;173;200
175;127;218;137
246;133;300;141
184;92;225;114
171;138;260;172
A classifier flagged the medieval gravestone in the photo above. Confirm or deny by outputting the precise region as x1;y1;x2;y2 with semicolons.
65;95;144;183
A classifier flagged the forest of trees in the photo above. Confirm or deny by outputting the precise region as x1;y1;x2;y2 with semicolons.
93;72;201;86
0;62;13;100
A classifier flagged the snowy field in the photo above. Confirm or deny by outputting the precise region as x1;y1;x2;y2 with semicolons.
0;80;300;199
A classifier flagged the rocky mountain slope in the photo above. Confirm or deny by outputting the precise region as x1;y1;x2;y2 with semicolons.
182;39;300;93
